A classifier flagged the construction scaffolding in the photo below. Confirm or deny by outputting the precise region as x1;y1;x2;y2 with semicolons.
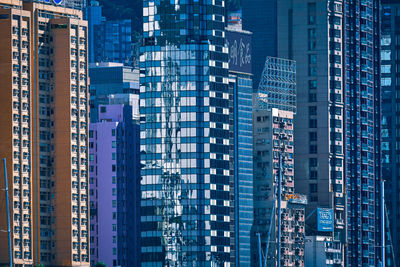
257;57;297;113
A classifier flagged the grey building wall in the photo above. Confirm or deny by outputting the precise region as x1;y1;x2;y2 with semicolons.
277;0;345;265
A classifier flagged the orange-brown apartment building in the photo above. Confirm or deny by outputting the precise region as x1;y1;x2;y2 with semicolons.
0;0;89;266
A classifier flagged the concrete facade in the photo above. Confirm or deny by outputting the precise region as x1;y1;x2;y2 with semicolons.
277;1;345;265
89;104;140;267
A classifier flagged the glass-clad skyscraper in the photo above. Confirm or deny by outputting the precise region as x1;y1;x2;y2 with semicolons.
226;27;254;266
139;0;231;265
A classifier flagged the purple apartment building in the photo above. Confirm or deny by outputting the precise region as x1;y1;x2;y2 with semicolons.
89;104;140;267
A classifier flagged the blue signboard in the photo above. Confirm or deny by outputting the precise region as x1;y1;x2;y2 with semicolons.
31;0;65;6
225;30;252;74
317;208;334;232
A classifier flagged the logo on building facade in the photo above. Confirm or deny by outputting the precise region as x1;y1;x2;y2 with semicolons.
317;208;334;232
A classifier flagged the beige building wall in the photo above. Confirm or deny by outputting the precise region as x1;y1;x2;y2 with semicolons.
0;1;89;266
0;3;34;265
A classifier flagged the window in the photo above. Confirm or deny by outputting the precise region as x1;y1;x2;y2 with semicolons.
112;188;116;196
112;200;116;208
381;65;391;73
113;236;117;244
308;29;316;50
112;176;116;184
112;129;116;136
333;184;342;193
381;77;391;86
112;141;116;148
309;158;318;168
308;3;316;25
112;153;116;160
309;132;317;142
331;29;341;38
112;224;116;231
309;106;317;115
381;36;391;46
309;93;317;102
310;145;318;154
309;119;317;128
381;51;391;60
100;106;106;113
309;54;317;64
309;80;317;90
309;183;318;193
309;66;317;76
310;171;318;179
330;119;341;128
331;132;342;141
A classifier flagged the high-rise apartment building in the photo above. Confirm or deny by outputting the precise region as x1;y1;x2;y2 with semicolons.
89;104;140;267
139;0;232;265
381;1;400;265
278;0;382;266
0;2;33;265
253;57;306;267
0;0;89;266
344;2;382;264
226;27;253;266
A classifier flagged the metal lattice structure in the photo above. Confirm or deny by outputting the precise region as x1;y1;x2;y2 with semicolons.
257;57;297;113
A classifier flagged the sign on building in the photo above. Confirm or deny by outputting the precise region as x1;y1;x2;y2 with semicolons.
317;208;334;232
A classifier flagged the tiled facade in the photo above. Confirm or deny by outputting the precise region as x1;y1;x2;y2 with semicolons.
0;0;89;266
0;2;33;265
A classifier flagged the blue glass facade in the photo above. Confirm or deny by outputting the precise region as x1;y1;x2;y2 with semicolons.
89;64;139;122
94;20;132;64
344;0;383;265
381;1;400;265
139;0;232;265
229;73;253;266
85;1;134;65
242;0;277;89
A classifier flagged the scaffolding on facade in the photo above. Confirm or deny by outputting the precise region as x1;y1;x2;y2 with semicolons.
257;57;297;113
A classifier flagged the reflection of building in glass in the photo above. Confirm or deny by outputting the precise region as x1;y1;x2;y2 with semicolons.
139;0;232;265
85;1;135;65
